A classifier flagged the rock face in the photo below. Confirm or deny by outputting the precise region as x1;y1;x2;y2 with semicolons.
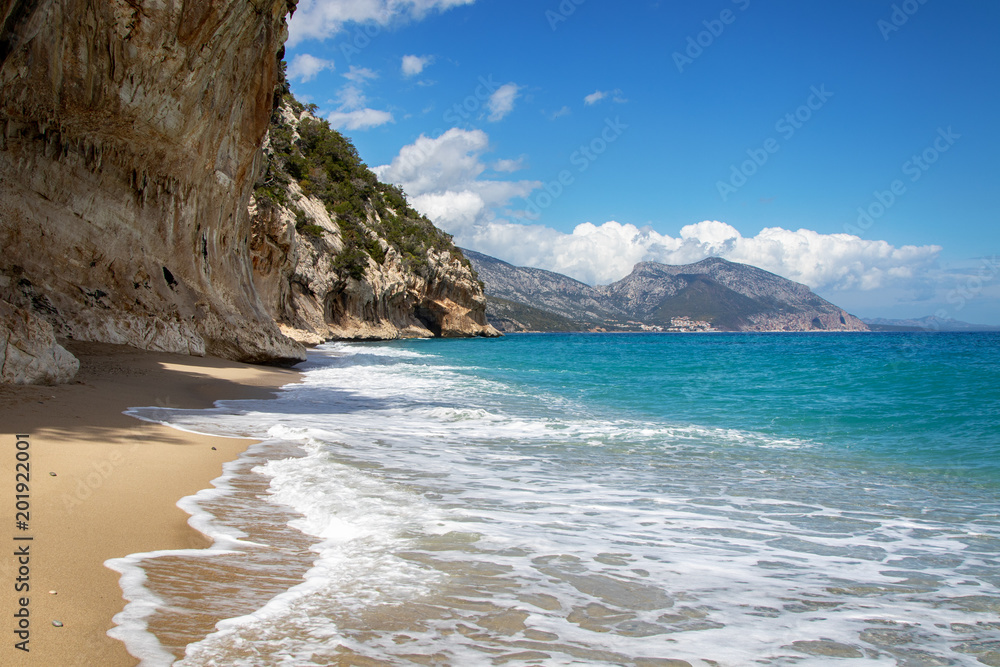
249;104;498;342
466;251;868;333
0;299;78;384
0;0;305;383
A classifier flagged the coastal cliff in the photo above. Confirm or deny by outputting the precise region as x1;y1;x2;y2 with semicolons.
249;99;497;343
0;1;495;384
0;0;305;379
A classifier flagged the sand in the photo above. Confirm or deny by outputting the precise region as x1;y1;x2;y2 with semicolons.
0;341;302;666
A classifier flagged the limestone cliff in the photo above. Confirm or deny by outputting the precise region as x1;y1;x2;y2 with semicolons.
249;101;498;342
0;0;305;383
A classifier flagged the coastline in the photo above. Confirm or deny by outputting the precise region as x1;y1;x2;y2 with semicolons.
0;341;301;667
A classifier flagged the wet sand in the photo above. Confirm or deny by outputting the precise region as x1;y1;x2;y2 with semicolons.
0;341;300;666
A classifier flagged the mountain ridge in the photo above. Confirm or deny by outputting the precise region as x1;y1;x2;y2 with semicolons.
463;250;868;333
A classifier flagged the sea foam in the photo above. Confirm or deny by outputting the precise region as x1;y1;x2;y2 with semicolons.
109;339;1000;666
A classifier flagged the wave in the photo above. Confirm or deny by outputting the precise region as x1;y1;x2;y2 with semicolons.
108;340;1000;666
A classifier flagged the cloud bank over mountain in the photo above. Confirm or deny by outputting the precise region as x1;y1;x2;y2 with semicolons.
375;129;942;294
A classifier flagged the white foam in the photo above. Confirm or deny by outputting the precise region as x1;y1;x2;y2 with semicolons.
104;438;294;665
109;341;1000;666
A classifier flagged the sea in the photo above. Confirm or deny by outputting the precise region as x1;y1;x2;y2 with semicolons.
106;332;1000;666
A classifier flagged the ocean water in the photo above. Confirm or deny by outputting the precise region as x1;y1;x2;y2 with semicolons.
107;333;1000;666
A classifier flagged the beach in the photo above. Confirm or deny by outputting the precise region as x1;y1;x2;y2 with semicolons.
0;341;300;667
101;334;1000;666
3;334;998;665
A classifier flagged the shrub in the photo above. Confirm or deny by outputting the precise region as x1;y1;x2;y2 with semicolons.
257;65;473;279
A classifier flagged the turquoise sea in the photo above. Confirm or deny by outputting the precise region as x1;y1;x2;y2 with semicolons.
109;333;1000;666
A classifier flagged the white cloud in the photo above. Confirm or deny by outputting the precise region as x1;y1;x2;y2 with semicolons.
458;219;941;292
374;130;942;304
286;53;335;82
288;0;477;46
402;54;433;76
487;83;520;122
343;66;378;83
550;106;571;119
325;72;393;131
328;108;394;130
374;128;539;227
375;128;490;194
412;190;486;228
492;157;526;173
336;83;368;109
584;88;626;105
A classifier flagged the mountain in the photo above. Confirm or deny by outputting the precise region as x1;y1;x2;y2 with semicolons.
863;316;1000;332
461;250;613;326
0;2;495;384
484;297;583;333
464;251;868;333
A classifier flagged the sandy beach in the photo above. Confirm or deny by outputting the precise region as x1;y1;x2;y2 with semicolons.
0;341;301;667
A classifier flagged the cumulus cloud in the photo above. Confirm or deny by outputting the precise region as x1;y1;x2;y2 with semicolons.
328;108;395;130
326;74;393;131
288;0;477;46
458;219;942;291
343;66;378;83
335;84;367;109
493;157;526;173
584;88;626;105
286;53;335;82
374;128;539;226
487;83;520;122
401;54;433;76
374;130;942;298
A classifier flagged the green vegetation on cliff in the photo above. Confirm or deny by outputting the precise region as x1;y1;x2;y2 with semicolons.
255;63;467;280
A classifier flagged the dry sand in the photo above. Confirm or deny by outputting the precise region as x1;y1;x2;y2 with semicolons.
0;341;301;666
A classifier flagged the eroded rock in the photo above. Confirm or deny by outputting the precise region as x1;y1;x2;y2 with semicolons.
0;0;305;375
0;299;78;384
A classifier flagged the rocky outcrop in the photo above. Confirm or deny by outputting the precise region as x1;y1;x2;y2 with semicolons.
467;251;868;333
249;105;498;342
0;299;78;384
0;0;305;384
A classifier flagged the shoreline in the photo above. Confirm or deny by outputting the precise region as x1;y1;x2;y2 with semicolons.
0;341;301;667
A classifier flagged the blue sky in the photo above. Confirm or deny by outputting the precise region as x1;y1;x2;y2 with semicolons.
284;0;1000;324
